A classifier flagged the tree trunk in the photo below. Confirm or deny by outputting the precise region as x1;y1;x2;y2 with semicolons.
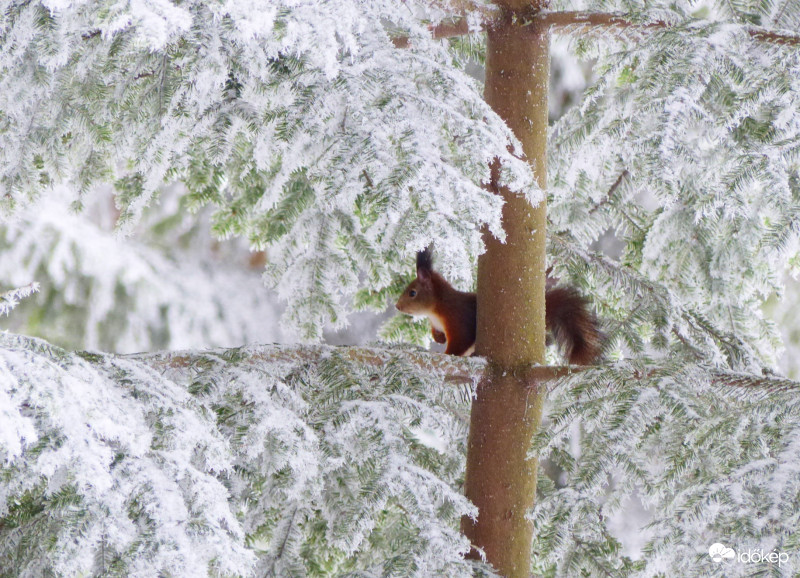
461;6;550;577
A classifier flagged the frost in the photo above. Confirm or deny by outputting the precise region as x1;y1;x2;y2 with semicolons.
0;334;484;576
0;0;533;339
0;187;288;353
0;283;39;317
547;15;800;372
3;0;800;575
0;334;253;576
532;362;800;576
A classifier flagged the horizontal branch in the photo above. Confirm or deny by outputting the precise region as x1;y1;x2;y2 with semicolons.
392;19;472;48
135;343;487;388
132;342;800;396
536;11;800;47
392;10;800;48
532;363;800;396
535;11;665;33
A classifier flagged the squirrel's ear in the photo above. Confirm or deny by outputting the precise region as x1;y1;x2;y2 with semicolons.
416;247;433;281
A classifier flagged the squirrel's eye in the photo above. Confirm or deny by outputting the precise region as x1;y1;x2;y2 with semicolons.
409;290;417;298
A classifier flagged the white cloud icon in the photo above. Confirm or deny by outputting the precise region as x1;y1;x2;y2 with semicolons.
709;543;735;563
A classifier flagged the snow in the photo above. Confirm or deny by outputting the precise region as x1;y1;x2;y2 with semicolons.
3;0;800;574
0;335;482;576
0;186;289;353
0;0;538;339
0;334;254;576
0;283;39;317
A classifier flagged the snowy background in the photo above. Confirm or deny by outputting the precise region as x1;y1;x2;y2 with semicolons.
3;0;800;575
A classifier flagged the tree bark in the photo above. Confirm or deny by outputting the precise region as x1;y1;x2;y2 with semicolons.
461;5;550;577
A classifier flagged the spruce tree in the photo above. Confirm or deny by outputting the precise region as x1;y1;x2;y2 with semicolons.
2;0;800;576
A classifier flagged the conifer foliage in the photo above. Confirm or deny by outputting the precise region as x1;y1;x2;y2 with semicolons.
0;283;38;317
0;186;287;353
0;333;486;576
0;0;533;338
2;0;800;576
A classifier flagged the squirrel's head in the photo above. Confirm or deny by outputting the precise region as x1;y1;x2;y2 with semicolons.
396;248;436;315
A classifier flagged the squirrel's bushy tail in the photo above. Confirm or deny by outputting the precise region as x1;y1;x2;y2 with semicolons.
545;286;603;365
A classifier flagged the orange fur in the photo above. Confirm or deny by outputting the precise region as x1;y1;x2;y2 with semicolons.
396;249;602;363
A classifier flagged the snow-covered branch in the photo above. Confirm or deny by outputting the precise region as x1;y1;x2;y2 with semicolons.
392;9;800;47
3;333;800;575
537;11;800;46
0;333;481;576
0;283;39;317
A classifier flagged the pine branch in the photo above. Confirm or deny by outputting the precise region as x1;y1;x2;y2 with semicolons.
392;19;473;48
537;11;800;47
588;169;629;216
0;332;478;576
545;363;800;394
0;283;40;316
133;343;800;397
392;9;800;47
140;343;487;389
549;233;763;368
709;369;800;394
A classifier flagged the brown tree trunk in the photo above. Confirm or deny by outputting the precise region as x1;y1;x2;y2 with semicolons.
461;5;550;577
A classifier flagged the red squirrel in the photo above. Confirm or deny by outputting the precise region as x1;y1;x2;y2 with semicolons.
395;248;602;364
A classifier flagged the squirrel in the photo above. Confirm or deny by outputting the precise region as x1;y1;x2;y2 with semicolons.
395;248;603;364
